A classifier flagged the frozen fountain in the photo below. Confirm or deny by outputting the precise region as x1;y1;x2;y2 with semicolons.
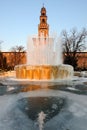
15;34;73;80
14;6;73;81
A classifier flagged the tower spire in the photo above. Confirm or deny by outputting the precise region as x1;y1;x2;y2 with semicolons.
43;3;44;7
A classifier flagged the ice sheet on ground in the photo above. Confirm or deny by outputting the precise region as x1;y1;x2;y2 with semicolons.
0;89;87;130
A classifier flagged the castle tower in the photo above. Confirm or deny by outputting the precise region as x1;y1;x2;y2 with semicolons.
38;6;49;37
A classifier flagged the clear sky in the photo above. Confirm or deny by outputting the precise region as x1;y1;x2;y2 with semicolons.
0;0;87;51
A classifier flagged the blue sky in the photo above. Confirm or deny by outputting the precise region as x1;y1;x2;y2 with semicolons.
0;0;87;51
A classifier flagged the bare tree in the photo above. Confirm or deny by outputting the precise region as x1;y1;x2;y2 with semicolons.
10;45;25;67
61;28;87;69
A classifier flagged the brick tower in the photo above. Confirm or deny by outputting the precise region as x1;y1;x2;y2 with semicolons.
38;6;49;37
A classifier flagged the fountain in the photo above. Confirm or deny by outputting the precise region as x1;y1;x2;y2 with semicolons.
14;6;73;81
15;35;73;80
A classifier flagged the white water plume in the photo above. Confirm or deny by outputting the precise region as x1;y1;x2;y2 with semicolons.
27;34;62;65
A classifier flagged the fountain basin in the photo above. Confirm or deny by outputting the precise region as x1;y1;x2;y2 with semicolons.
15;64;73;80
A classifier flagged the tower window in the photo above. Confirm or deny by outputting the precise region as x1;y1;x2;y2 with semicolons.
42;19;45;23
42;13;45;15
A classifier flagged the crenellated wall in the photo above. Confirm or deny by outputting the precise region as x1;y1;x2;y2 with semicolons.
1;52;87;69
